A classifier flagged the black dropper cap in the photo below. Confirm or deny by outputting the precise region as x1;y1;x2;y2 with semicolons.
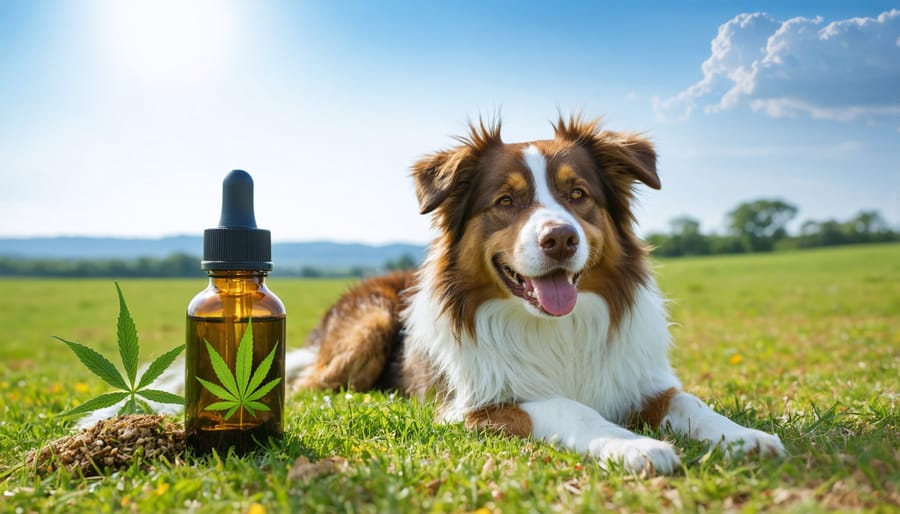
202;170;273;271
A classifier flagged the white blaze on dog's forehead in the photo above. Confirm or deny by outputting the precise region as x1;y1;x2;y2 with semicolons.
514;145;588;276
522;145;556;209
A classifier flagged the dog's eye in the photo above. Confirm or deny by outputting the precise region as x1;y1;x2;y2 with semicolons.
569;188;586;201
496;195;514;208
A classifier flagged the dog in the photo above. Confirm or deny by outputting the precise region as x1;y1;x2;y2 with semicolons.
292;115;785;474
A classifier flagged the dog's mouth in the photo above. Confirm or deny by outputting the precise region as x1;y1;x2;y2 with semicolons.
493;256;582;317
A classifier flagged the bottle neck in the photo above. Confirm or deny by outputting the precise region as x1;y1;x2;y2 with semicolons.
207;270;268;293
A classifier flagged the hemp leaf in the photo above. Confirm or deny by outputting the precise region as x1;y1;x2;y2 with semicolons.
55;282;185;419
196;320;281;421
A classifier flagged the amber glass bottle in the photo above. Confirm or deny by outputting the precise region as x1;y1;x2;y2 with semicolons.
185;170;286;454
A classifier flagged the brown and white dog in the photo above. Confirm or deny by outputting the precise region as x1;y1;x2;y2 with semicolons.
291;116;785;474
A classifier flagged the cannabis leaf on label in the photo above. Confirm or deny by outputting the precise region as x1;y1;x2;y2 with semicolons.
197;319;281;421
54;282;185;419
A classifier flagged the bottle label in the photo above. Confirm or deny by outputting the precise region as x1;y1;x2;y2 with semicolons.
185;315;285;452
196;319;281;422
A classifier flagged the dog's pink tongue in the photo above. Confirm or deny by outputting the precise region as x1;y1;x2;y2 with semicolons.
531;271;578;316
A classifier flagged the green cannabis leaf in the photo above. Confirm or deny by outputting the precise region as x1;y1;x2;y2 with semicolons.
196;320;281;421
54;282;185;419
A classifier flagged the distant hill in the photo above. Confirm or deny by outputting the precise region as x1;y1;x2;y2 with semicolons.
0;236;426;271
273;241;426;270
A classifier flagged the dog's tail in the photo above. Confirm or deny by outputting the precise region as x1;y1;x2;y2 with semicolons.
293;271;413;392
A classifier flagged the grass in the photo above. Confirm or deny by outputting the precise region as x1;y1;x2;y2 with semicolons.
1;243;898;513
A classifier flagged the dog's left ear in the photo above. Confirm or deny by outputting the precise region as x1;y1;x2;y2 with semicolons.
608;132;661;190
554;116;660;191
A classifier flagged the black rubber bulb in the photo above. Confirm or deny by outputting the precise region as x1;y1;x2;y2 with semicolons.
218;169;257;228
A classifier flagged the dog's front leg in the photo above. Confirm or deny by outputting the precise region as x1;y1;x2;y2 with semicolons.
662;392;786;457
519;398;681;474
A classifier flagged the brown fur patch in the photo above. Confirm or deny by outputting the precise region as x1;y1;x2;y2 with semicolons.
505;171;529;193
628;387;679;430
557;163;577;182
298;271;414;391
465;404;533;437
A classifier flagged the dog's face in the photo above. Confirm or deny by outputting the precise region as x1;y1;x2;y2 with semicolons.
414;116;660;335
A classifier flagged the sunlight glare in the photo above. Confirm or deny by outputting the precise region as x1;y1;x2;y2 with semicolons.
108;0;235;85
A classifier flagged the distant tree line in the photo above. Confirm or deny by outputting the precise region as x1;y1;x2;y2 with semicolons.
646;199;897;257
384;254;418;271
0;253;203;278
0;253;421;278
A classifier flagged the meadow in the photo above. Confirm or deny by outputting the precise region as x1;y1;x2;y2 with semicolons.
1;244;897;513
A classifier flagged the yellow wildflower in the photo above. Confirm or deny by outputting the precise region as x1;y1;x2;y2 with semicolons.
728;354;743;365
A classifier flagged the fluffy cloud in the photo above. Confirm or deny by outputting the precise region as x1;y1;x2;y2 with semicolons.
654;9;900;123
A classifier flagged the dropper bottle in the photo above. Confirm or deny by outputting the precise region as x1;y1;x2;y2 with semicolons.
184;169;286;454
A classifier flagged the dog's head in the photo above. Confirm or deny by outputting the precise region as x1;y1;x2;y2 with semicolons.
414;115;659;336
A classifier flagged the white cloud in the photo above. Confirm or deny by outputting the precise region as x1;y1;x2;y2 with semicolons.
654;9;900;124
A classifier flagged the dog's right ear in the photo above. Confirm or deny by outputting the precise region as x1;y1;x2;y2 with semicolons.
412;148;473;215
413;118;503;215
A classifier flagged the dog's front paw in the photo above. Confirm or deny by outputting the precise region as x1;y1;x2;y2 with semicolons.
589;437;681;475
718;428;786;458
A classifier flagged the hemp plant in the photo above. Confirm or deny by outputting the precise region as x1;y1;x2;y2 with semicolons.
196;320;281;422
55;282;185;419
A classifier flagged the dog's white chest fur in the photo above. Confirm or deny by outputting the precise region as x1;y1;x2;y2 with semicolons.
404;275;682;423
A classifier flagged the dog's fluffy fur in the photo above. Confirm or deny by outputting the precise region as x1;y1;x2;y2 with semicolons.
294;116;785;474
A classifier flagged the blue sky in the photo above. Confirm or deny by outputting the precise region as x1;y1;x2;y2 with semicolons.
1;1;897;244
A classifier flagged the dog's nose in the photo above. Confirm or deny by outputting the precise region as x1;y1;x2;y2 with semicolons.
540;224;579;261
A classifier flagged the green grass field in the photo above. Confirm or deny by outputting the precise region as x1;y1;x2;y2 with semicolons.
1;244;898;513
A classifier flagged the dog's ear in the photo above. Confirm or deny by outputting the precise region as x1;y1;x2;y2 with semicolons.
412;118;503;215
412;148;473;215
554;116;660;190
604;131;661;190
